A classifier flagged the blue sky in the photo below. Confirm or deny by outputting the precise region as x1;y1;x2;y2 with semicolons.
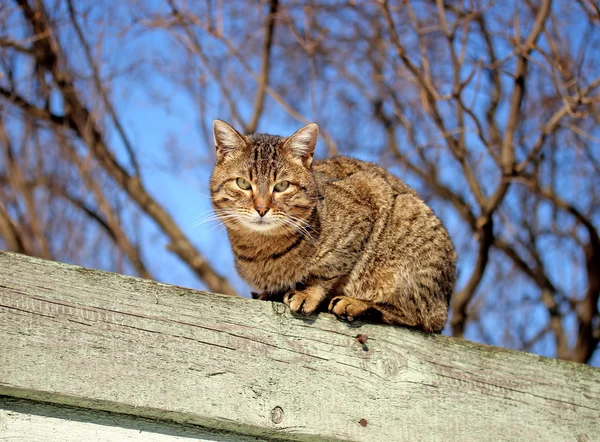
2;0;598;365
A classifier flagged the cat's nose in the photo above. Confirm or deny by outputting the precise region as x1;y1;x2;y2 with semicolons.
255;206;270;217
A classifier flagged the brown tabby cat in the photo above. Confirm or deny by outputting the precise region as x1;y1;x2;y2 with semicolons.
209;120;456;333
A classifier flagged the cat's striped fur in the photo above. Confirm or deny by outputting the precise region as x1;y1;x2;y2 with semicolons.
210;120;456;333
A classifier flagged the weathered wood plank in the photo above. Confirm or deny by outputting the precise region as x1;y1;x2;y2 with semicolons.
0;251;598;441
0;397;267;442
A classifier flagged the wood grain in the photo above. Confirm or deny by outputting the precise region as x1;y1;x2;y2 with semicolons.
0;251;598;441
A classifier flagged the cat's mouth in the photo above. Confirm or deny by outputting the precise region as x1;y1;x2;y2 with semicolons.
240;217;280;233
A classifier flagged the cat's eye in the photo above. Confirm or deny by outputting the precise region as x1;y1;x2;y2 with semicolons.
236;177;251;190
273;180;289;192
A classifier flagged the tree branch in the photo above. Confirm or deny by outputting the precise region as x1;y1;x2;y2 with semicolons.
9;0;237;296
511;175;600;363
66;0;141;177
484;0;552;215
247;0;279;134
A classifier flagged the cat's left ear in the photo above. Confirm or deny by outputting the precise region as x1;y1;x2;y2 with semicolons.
283;123;319;168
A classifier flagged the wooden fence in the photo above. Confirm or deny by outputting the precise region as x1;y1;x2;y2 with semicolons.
1;250;598;441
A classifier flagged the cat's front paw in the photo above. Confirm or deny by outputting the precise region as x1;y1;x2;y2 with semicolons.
328;296;371;322
283;290;322;315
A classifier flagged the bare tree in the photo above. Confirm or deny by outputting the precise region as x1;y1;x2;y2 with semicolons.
0;0;235;295
1;0;598;363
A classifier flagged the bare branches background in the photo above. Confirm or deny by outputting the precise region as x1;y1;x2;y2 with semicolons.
1;0;599;364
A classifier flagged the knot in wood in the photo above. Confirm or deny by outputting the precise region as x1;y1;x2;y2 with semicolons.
272;302;286;315
270;406;284;424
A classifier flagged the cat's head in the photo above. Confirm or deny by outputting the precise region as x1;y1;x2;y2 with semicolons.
209;120;319;235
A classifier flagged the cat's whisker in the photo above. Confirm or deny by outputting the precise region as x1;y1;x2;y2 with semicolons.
285;214;317;238
196;191;219;200
193;210;221;226
193;205;233;217
194;214;230;227
204;219;238;234
197;214;239;225
194;214;223;225
214;224;229;236
194;211;243;227
223;217;251;236
199;210;255;234
277;216;317;245
194;208;230;219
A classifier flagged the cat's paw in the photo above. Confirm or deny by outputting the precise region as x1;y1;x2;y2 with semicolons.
283;290;322;315
328;296;371;321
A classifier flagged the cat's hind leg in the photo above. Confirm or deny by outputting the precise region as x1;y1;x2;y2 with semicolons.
328;295;446;333
330;193;452;333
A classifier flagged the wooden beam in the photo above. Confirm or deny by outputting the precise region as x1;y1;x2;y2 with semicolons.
0;397;266;442
1;251;599;441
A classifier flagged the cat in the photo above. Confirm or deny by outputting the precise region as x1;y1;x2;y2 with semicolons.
209;120;456;333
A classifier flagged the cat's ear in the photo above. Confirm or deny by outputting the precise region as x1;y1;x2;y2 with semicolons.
213;119;246;161
283;123;319;168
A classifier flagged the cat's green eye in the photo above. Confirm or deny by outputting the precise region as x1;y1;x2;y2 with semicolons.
236;177;251;190
274;180;290;192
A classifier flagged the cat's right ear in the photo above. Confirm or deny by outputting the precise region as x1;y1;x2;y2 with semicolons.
213;119;245;161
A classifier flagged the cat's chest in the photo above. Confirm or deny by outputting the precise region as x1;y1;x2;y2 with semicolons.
231;235;315;291
235;255;310;291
